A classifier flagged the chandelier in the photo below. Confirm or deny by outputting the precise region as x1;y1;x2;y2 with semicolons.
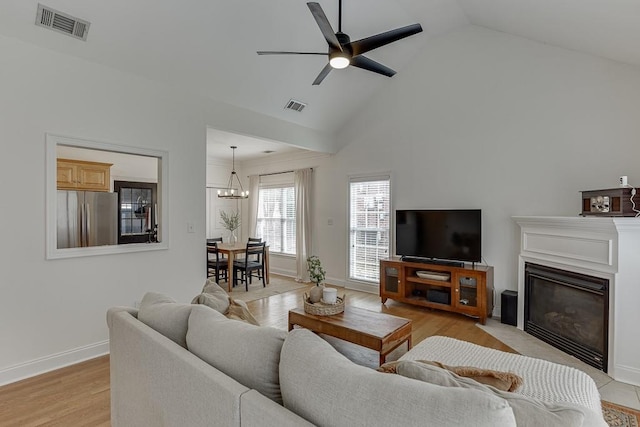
218;146;248;199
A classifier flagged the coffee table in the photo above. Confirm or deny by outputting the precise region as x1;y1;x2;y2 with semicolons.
288;306;412;365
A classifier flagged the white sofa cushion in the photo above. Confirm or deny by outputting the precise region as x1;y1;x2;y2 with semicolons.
108;307;250;427
137;292;193;348
395;360;603;427
279;329;517;427
186;305;287;404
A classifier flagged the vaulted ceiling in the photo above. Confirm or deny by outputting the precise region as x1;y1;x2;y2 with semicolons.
2;0;640;138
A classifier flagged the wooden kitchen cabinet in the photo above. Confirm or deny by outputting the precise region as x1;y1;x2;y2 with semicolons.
57;159;112;192
380;258;494;324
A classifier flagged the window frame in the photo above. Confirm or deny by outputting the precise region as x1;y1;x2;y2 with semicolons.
255;184;296;256
45;133;169;259
347;174;392;284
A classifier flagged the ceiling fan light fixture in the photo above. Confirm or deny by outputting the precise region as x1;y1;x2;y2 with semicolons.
257;1;423;85
329;52;350;69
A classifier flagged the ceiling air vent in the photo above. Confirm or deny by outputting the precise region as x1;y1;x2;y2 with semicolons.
35;4;90;41
285;99;307;112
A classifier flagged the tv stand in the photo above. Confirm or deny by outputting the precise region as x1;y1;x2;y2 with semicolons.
380;257;494;324
399;256;464;268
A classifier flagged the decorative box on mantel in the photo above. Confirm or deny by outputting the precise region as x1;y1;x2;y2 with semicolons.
513;216;640;387
580;187;638;217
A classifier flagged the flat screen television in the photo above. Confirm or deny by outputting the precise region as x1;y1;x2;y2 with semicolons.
395;209;481;263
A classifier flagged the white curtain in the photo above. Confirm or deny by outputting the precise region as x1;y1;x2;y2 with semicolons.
247;175;260;238
294;168;312;282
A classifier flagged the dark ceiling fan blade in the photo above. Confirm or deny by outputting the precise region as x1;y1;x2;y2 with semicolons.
351;55;396;77
312;63;333;85
257;51;327;55
349;23;423;56
307;2;342;52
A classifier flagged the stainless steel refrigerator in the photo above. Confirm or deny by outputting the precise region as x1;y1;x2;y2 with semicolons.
57;190;118;249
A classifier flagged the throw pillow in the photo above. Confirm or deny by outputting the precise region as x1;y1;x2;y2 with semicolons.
137;292;193;348
279;329;517;427
394;360;587;427
186;305;286;404
378;360;523;392
191;279;259;325
191;279;230;314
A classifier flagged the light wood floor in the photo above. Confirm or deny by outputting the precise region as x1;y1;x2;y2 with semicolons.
0;285;513;426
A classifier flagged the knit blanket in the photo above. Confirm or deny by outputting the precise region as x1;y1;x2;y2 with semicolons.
399;336;602;416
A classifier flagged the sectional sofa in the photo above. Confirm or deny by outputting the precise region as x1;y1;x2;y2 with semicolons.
106;292;607;426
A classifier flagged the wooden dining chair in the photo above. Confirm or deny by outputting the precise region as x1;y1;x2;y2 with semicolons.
245;237;262;262
233;241;266;291
207;237;225;258
206;242;228;284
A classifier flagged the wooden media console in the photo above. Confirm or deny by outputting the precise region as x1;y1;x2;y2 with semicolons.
380;258;494;324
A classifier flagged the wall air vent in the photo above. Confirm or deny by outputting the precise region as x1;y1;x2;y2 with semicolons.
35;4;90;41
284;99;307;112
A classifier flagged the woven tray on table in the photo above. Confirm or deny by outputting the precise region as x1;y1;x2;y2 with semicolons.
303;293;345;316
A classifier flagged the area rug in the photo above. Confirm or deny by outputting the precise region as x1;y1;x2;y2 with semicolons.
602;401;640;427
228;274;307;302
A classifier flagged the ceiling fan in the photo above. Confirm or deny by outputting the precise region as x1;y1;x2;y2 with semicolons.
257;0;423;85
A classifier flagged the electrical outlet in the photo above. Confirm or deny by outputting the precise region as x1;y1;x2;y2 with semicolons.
620;175;628;187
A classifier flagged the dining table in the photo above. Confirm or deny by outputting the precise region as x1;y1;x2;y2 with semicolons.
214;242;270;292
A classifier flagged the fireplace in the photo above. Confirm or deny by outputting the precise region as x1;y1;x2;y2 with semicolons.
514;216;640;386
524;263;609;371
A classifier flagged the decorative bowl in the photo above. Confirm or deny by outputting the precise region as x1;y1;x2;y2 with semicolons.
303;293;345;316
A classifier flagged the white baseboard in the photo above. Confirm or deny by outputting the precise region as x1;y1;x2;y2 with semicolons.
343;280;378;294
0;340;109;387
493;305;501;319
324;275;347;288
270;267;296;277
612;363;640;387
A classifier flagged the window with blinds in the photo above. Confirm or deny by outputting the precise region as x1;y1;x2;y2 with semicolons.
256;186;296;255
349;176;391;282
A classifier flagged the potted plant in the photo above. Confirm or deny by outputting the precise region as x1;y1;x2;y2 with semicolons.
219;210;240;243
307;256;326;303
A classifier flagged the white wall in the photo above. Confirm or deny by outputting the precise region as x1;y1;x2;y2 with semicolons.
335;25;640;304
243;26;640;309
0;34;331;385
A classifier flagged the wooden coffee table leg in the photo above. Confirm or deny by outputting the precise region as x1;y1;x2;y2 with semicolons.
287;312;294;331
380;336;412;366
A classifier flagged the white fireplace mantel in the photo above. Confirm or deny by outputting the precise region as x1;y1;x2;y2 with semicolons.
513;216;640;386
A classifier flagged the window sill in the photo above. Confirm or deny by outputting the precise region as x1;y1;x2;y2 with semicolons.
46;241;168;260
348;277;379;285
270;252;296;259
